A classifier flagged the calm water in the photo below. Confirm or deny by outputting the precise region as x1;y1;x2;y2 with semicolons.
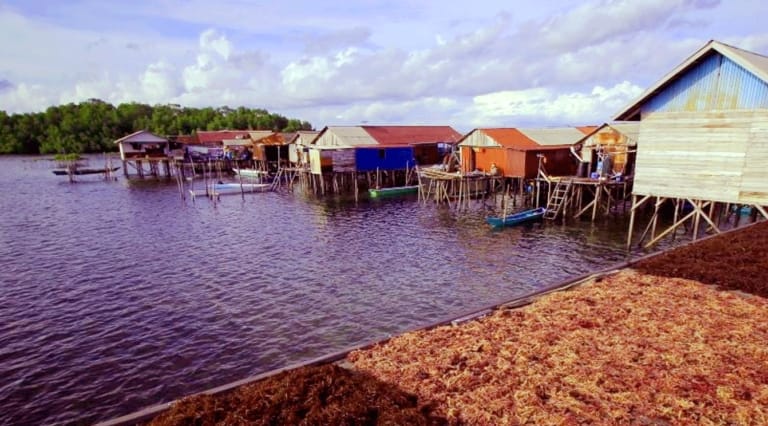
0;156;666;425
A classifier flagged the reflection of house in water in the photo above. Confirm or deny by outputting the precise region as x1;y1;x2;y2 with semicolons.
613;40;768;247
114;130;171;178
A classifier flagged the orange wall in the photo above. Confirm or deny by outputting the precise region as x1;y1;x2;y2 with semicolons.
461;146;509;175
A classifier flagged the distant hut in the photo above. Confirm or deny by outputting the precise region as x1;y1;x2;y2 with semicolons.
458;127;592;179
194;130;252;160
248;131;297;171
310;125;461;175
573;123;639;179
114;130;170;178
288;130;319;166
613;40;768;247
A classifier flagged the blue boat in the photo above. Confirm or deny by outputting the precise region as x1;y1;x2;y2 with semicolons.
486;207;546;228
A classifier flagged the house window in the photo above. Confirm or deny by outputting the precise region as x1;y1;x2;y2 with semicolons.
378;149;386;159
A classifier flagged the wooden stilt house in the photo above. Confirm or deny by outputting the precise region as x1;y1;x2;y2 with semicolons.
573;123;640;179
288;130;319;166
458;127;593;179
613;40;768;247
115;130;171;178
309;125;461;174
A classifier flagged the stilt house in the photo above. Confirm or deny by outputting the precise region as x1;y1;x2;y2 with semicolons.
114;130;171;178
288;131;319;166
115;130;169;161
309;125;461;175
573;123;640;178
458;127;594;179
613;40;768;246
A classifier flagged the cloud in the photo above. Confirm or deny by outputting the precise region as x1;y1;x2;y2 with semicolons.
534;0;722;51
0;82;56;112
468;81;644;127
0;79;13;92
302;26;372;53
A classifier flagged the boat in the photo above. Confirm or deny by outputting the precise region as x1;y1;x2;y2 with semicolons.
233;168;269;180
190;182;271;198
368;185;420;198
486;207;546;228
52;166;120;176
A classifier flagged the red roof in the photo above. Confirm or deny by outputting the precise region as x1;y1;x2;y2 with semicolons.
481;128;541;150
362;126;462;147
576;125;599;135
196;130;253;144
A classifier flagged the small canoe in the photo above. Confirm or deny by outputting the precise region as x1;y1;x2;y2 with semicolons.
486;207;546;228
233;168;268;179
369;185;420;198
190;182;271;197
52;166;120;176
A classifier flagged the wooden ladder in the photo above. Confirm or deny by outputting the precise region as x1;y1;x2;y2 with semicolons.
543;179;573;220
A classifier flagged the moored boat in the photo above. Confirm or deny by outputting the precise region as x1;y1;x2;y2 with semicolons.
233;168;269;179
486;207;546;228
52;166;121;176
368;185;420;198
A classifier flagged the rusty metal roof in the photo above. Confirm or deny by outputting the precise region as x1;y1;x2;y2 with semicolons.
461;127;588;151
196;130;252;144
362;125;462;146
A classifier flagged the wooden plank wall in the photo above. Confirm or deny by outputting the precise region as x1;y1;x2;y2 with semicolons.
634;110;768;203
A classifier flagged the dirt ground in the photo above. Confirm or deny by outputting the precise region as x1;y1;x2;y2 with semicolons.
634;221;768;297
148;363;446;426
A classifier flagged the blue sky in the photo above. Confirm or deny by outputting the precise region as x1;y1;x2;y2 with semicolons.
1;0;766;131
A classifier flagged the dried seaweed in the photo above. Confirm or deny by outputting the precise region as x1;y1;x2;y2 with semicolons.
634;221;768;297
349;271;768;425
149;364;446;425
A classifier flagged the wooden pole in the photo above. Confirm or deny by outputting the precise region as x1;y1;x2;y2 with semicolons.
626;194;637;248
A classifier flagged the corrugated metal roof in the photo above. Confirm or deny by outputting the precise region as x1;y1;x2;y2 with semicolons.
114;130;167;144
576;126;599;135
614;39;768;120
607;122;640;144
480;128;540;149
640;53;768;114
462;127;586;150
196;130;252;144
248;131;275;141
362;125;462;146
315;126;378;147
517;127;588;147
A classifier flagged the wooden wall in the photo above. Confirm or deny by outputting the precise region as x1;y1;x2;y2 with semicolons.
634;110;768;204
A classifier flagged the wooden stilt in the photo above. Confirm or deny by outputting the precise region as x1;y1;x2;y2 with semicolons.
626;194;637;248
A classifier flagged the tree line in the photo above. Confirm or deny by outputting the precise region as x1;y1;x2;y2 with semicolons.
0;99;313;155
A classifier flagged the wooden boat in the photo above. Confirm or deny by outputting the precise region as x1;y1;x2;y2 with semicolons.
233;168;268;179
190;182;271;197
52;166;120;176
486;207;546;228
369;185;420;198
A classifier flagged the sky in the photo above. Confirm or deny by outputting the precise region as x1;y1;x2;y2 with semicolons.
1;0;767;131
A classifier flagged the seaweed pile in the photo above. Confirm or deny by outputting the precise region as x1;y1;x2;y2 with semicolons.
634;221;768;297
349;271;768;424
149;364;446;425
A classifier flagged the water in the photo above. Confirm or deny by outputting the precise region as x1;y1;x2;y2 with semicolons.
0;156;667;425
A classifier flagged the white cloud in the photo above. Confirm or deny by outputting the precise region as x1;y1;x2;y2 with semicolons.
0;82;56;112
469;81;644;127
1;0;767;130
